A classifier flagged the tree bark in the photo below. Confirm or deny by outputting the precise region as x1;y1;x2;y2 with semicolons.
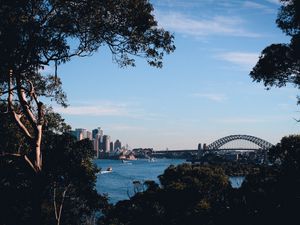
7;69;45;224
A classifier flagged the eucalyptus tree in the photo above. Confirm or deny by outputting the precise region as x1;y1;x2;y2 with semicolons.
0;0;175;223
250;0;300;98
0;0;174;172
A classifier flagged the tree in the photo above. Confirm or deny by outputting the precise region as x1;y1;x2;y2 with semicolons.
0;1;174;223
0;110;108;225
99;164;231;225
0;0;175;173
250;0;300;96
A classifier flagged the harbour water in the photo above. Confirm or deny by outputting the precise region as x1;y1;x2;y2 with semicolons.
95;158;185;203
95;159;245;204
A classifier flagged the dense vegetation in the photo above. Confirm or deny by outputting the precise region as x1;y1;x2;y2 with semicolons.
0;107;108;225
250;0;300;102
1;0;300;224
0;0;174;224
98;135;300;225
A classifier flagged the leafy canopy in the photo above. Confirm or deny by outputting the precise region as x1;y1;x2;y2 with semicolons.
0;0;175;104
250;0;300;90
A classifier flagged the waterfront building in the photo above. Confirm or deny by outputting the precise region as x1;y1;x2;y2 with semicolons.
92;127;103;139
114;139;122;151
197;143;203;158
102;135;111;153
94;138;99;158
74;128;87;140
87;131;92;140
110;142;114;152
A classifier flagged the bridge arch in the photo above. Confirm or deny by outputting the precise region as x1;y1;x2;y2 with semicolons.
206;135;273;150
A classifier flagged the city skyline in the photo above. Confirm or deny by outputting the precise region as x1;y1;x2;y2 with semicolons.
52;0;298;149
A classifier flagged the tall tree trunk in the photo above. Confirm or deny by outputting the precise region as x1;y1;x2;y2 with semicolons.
7;70;45;224
32;171;43;225
35;125;43;172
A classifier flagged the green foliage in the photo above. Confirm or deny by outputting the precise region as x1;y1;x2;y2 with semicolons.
0;110;108;225
42;134;108;225
269;135;300;170
100;136;300;225
0;104;30;153
99;164;231;225
250;0;300;94
0;0;175;90
0;104;70;154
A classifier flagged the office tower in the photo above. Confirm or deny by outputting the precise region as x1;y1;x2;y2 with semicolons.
110;142;114;152
102;135;111;153
114;139;122;151
87;131;92;140
198;143;202;150
197;143;203;158
94;138;99;158
75;128;87;140
92;127;103;139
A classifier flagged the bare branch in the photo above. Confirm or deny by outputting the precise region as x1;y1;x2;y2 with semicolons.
53;183;71;225
24;155;37;173
7;70;33;140
53;184;58;220
0;153;37;173
15;75;38;133
0;87;17;96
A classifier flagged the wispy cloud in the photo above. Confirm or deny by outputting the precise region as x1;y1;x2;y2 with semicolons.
216;52;259;70
154;0;200;9
156;11;260;38
191;93;227;102
266;0;281;5
53;101;163;121
244;1;276;13
54;104;128;117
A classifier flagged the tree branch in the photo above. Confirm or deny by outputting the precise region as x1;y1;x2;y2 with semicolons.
7;70;33;141
15;74;37;129
0;153;37;173
53;183;71;225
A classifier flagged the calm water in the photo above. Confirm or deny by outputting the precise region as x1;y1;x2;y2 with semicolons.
94;159;245;204
229;176;245;188
95;158;185;203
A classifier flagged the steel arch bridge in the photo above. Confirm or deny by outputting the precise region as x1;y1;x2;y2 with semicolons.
206;135;273;150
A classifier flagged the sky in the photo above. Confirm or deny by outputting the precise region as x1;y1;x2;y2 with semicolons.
52;0;299;150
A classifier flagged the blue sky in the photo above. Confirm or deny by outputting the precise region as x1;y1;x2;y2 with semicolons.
52;0;299;150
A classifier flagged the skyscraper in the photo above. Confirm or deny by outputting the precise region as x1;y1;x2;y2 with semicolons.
110;142;114;152
92;127;103;139
74;128;87;140
86;131;92;140
114;139;122;151
102;135;111;153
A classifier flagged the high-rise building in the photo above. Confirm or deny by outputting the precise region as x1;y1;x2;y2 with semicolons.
197;143;203;158
198;143;202;150
74;128;87;140
92;127;103;139
86;131;92;140
114;139;122;151
102;135;111;153
110;142;114;152
94;138;99;158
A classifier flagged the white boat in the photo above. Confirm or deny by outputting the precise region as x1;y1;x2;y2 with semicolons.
100;167;113;174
